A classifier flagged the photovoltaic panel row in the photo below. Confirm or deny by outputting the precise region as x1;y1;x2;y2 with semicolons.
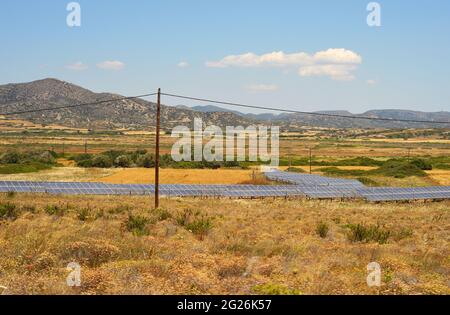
0;179;449;201
357;187;450;201
264;171;364;187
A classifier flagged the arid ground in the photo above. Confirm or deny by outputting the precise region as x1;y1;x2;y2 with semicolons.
0;194;448;295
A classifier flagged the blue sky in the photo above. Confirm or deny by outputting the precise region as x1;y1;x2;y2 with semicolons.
0;0;449;113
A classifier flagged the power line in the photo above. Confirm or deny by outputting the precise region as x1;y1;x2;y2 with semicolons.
0;93;158;116
161;92;450;125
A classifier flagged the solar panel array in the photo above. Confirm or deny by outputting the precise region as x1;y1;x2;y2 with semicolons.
0;181;305;198
0;171;449;202
264;170;364;188
357;186;450;201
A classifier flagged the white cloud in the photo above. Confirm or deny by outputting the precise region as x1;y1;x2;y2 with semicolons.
65;61;88;71
177;61;189;68
299;64;358;81
245;84;279;92
367;79;377;85
96;60;125;71
206;48;362;81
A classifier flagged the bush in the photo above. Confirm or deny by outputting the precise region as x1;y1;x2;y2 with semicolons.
410;158;432;171
45;204;65;216
153;208;172;221
346;223;391;244
374;160;426;178
0;152;21;164
356;177;380;187
136;154;155;168
287;167;305;173
77;207;93;221
91;155;113;168
114;155;131;168
252;283;302;295
176;209;212;240
125;214;150;236
0;202;19;220
316;222;329;238
0;162;53;174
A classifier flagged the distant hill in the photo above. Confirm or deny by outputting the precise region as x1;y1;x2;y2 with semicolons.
0;78;448;130
0;78;254;130
190;106;450;129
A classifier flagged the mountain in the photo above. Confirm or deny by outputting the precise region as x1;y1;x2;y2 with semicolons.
187;105;450;129
0;78;448;130
0;79;255;130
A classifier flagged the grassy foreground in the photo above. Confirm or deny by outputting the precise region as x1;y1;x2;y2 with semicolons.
0;194;448;295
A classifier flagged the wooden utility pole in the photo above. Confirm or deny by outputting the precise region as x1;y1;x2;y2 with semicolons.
154;88;161;209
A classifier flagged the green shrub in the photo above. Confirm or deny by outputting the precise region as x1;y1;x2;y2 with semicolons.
410;158;432;171
346;223;391;244
45;204;65;216
91;155;113;168
0;162;53;174
176;209;212;240
0;151;21;164
77;207;92;221
125;214;150;236
356;177;380;187
374;160;426;178
0;202;19;220
316;222;329;238
153;208;172;221
185;216;212;240
287;167;305;173
433;163;450;170
114;155;131;168
136;154;155;168
252;283;302;295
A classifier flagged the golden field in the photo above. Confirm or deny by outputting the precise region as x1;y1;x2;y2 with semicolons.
0;194;448;295
99;168;257;185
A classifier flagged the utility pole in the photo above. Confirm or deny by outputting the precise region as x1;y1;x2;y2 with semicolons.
154;88;161;209
309;147;312;174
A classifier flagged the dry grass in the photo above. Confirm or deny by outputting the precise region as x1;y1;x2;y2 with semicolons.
426;170;450;186
99;168;256;184
0;193;448;295
0;167;118;182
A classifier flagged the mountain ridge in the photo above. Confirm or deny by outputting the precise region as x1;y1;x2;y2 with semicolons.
0;78;449;130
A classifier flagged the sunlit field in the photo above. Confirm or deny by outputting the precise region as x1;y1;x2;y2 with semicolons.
0;193;448;295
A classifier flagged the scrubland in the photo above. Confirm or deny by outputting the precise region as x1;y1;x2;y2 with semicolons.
0;194;448;295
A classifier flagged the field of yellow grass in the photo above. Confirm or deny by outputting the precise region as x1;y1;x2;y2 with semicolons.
99;168;257;184
0;194;448;295
426;170;450;186
0;167;118;182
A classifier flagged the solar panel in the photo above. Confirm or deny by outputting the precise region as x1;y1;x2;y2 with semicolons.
0;173;449;202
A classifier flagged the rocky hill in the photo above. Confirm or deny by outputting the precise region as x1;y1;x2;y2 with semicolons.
0;78;255;130
0;78;448;130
